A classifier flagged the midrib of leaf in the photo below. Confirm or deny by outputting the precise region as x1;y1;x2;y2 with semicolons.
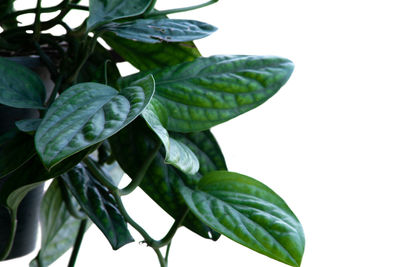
193;189;299;265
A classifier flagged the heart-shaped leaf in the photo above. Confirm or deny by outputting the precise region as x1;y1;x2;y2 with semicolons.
142;100;199;174
88;0;152;30
99;19;217;43
119;55;294;132
178;171;305;267
61;164;134;250
29;179;86;267
0;129;35;178
109;117;220;240
103;33;201;71
0;57;46;109
35;75;154;169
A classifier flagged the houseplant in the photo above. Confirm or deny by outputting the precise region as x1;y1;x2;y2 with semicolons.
0;0;305;266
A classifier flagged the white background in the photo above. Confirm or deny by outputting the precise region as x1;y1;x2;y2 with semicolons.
3;0;400;266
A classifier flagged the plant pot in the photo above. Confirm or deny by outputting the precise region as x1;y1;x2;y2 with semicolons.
0;57;53;260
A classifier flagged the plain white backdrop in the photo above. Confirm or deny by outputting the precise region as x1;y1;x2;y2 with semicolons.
3;0;400;266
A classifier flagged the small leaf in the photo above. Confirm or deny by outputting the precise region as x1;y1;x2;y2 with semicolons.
170;130;227;175
178;171;305;267
35;75;154;169
99;19;217;43
61;164;134;249
119;55;294;132
30;179;85;267
142;100;199;174
0;57;46;109
0;129;35;178
15;118;42;133
109;117;219;240
103;33;201;71
88;0;152;30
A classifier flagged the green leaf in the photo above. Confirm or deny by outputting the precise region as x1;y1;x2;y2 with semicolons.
15;118;42;133
0;147;93;214
77;42;121;88
178;171;305;267
61;164;134;249
109;117;220;240
99;19;217;43
142;100;199;175
103;33;201;71
35;75;154;169
170;130;227;176
0;129;35;178
88;0;152;30
0;57;46;109
119;55;294;132
29;179;84;267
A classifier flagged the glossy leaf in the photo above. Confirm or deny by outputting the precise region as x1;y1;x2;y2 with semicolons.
142;100;199;174
0;129;35;178
61;164;134;249
29;179;83;267
99;19;216;44
109;117;220;240
35;75;154;169
88;0;152;30
15;118;42;133
0;57;46;109
0;147;93;214
119;55;294;132
103;33;201;71
171;130;227;175
178;171;305;267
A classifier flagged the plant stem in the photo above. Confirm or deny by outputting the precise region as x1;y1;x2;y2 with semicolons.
33;0;42;41
165;241;172;263
118;140;161;196
68;4;89;11
0;208;17;261
83;157;118;191
67;219;88;267
146;0;218;17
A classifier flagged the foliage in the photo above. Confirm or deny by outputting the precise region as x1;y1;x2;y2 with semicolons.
0;0;304;266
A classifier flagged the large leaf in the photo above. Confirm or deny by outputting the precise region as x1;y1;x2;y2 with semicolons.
0;129;35;178
61;164;134;249
88;0;152;30
99;19;216;43
35;75;154;169
142;100;199;175
30;179;84;267
119;55;294;132
109;118;220;240
178;171;305;267
0;57;46;109
103;33;201;71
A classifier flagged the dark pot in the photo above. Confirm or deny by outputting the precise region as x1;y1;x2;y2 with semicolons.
0;57;52;260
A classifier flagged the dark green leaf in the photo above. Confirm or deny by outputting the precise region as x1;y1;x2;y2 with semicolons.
77;42;121;88
15;118;42;133
178;171;305;267
61;164;134;249
0;129;35;178
88;0;152;30
99;19;217;43
119;55;294;132
0;57;46;109
109;118;220;240
142;100;199;174
0;148;93;213
103;33;201;71
35;75;154;169
29;179;84;267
